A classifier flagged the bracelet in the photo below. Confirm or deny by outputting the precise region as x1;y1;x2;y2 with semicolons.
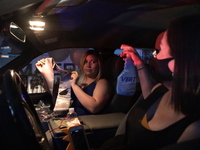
137;66;146;70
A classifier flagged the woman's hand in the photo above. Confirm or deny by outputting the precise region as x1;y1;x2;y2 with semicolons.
70;71;79;86
35;58;46;73
120;44;144;67
35;58;55;94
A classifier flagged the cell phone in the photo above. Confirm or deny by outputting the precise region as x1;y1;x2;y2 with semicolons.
67;125;90;150
114;49;123;56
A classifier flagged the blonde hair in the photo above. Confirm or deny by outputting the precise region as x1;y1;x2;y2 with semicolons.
78;50;103;84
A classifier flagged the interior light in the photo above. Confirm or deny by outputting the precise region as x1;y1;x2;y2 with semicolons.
29;21;45;31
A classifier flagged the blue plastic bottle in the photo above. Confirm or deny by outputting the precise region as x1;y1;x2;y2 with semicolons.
116;58;137;96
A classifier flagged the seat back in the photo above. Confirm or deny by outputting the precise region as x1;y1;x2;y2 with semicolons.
102;54;142;114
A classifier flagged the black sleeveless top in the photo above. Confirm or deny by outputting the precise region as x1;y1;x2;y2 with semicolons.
71;81;96;116
125;85;199;150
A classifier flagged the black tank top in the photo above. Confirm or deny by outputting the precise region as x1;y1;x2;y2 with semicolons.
125;85;199;150
71;81;96;116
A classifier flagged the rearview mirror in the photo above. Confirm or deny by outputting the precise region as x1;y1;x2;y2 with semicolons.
10;22;26;43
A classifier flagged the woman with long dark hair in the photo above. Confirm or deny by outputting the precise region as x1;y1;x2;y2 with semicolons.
100;15;200;150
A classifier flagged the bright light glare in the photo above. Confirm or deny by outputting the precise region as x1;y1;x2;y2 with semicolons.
29;21;45;31
29;21;45;26
29;27;44;31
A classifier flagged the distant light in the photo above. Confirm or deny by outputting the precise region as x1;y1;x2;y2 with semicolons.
29;21;45;31
0;38;11;55
1;55;9;58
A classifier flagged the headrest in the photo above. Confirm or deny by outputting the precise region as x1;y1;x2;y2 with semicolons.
104;55;124;80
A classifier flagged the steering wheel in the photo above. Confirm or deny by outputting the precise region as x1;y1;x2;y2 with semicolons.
1;69;51;150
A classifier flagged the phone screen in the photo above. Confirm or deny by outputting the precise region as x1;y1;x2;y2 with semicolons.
69;126;90;150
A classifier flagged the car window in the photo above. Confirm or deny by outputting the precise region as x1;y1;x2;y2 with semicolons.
0;54;19;67
17;48;153;94
19;48;87;94
0;37;20;68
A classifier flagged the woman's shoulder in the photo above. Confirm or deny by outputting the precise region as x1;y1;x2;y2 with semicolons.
151;83;162;92
187;119;200;133
96;78;109;87
97;78;109;83
178;118;200;142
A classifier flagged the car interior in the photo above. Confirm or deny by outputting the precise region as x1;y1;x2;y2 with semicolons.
1;0;200;150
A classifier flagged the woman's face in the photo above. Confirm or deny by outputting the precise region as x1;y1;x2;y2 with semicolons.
160;31;174;73
156;31;173;60
151;31;175;81
83;54;99;78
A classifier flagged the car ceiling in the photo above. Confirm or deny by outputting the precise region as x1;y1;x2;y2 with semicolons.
1;0;200;54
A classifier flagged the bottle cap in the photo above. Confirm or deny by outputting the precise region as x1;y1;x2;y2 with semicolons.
69;107;74;113
114;49;123;56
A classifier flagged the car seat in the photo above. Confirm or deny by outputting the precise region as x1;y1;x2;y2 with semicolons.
100;53;142;114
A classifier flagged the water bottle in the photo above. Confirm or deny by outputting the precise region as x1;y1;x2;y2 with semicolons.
66;108;80;127
116;58;137;96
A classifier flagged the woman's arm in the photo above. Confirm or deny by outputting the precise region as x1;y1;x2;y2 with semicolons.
120;44;156;99
35;58;54;94
71;78;110;113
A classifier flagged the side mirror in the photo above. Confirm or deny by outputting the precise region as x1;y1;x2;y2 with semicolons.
10;22;26;43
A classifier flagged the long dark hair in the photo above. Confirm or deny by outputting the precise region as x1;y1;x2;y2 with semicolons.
168;15;200;116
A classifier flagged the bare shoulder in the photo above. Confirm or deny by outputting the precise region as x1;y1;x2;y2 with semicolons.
96;78;109;85
95;78;110;91
178;119;200;143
